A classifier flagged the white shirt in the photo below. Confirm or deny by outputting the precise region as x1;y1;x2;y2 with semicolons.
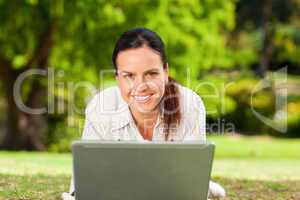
69;83;206;194
82;84;206;142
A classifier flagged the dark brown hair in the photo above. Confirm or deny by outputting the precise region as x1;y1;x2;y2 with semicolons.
112;27;181;140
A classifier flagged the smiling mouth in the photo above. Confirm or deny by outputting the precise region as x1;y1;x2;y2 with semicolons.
132;94;153;103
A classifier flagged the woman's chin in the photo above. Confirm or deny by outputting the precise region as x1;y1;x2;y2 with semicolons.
132;103;159;113
134;106;154;113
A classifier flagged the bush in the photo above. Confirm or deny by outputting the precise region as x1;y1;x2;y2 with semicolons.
225;79;275;134
189;76;276;135
270;101;300;138
48;118;83;152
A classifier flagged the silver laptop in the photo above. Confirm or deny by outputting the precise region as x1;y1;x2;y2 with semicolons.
72;140;215;200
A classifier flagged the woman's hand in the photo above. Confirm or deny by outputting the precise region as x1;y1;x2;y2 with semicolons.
208;181;226;199
62;192;75;200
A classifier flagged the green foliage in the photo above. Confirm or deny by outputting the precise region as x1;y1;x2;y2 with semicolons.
286;112;300;137
270;101;300;138
274;24;300;65
186;73;237;119
231;0;300;70
1;0;300;151
145;0;236;76
0;0;238;150
225;79;275;133
226;31;260;69
0;0;237;76
48;121;82;152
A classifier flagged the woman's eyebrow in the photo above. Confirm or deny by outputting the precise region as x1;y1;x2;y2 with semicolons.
119;70;134;74
119;68;159;75
143;69;160;74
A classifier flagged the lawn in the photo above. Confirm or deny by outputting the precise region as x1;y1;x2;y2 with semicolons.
0;135;299;200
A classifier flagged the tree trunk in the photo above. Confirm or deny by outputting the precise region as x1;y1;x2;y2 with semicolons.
1;68;47;150
258;0;274;78
1;69;26;150
22;78;48;150
0;20;56;150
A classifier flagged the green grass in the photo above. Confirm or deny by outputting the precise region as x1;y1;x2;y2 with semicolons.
209;134;300;159
0;174;69;200
1;135;300;199
209;135;300;182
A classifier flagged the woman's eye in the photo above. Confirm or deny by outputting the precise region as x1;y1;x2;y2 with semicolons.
148;72;159;76
124;74;134;79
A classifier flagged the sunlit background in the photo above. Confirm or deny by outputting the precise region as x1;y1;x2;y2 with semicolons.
0;0;299;199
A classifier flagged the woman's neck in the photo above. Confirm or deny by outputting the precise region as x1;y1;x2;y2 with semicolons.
129;107;160;129
129;107;160;141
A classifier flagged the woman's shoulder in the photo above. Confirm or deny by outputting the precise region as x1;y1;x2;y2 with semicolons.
177;84;205;114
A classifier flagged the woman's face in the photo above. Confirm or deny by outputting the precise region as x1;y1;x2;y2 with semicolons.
115;46;168;114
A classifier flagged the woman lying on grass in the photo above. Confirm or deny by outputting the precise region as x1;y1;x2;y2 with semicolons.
62;27;225;200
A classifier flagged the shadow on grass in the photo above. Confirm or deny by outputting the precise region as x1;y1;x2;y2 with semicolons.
0;174;299;200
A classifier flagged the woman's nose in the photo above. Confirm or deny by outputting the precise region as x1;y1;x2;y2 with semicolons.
133;77;148;92
134;82;148;92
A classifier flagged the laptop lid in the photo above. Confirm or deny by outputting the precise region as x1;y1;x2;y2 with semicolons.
72;141;215;200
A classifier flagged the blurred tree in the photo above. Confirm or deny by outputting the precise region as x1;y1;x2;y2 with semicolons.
0;1;58;150
0;0;235;150
145;0;236;79
233;0;300;77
